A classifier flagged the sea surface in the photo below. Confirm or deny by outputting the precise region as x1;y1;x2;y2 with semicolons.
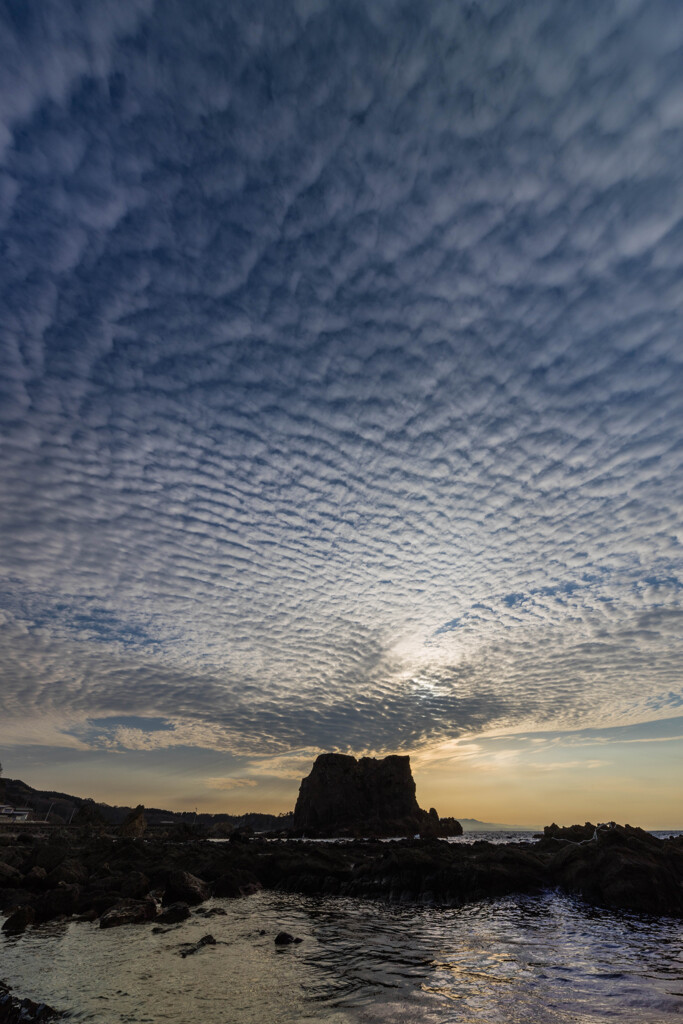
1;832;682;1024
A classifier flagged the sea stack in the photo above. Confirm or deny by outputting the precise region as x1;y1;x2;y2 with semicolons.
292;752;462;838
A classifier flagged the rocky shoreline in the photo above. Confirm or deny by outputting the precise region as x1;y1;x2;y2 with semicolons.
0;822;680;930
1;822;681;1018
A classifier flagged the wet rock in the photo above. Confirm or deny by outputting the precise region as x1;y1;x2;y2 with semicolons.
0;864;21;886
0;888;34;914
24;866;47;889
76;908;99;923
34;884;82;923
32;844;69;873
274;931;302;945
0;980;62;1022
46;860;88;887
99;897;158;929
2;904;35;934
164;870;210;906
543;822;596;843
120;871;150;899
179;933;216;957
548;824;683;916
157;902;191;924
213;869;261;898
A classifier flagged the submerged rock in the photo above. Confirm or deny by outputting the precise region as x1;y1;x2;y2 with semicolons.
179;933;216;957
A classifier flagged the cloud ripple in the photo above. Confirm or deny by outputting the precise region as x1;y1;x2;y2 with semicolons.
0;0;682;759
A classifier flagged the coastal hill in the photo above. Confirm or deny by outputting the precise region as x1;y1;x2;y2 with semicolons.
292;752;462;838
0;777;290;833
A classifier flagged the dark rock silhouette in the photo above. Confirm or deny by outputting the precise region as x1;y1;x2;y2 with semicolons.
292;753;462;838
99;897;157;929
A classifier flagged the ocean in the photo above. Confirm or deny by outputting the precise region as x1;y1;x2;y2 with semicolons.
1;833;682;1023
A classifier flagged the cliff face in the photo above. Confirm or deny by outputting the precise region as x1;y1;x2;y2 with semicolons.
292;752;462;837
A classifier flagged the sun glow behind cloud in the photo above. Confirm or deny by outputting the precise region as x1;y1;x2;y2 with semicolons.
0;0;681;822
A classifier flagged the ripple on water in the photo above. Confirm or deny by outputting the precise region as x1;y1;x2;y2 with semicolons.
1;890;682;1023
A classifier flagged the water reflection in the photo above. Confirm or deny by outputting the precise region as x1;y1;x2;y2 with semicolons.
0;890;681;1023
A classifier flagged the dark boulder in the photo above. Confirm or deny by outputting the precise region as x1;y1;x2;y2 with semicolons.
179;933;216;957
46;860;88;887
213;869;261;898
120;871;150;899
274;931;302;945
99;898;158;929
156;902;191;924
24;866;47;889
0;863;22;886
32;844;69;873
2;904;36;934
543;822;596;843
164;870;210;906
34;884;82;923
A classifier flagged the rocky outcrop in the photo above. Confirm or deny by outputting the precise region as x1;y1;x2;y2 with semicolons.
292;753;462;838
0;981;61;1022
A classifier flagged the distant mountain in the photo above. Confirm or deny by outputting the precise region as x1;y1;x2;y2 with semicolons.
458;817;540;832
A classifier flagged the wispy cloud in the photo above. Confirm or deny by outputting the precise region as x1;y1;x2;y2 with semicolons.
205;777;257;791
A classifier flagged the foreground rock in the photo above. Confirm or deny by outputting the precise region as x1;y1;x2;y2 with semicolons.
292;753;463;838
0;981;61;1022
163;870;210;906
179;933;216;957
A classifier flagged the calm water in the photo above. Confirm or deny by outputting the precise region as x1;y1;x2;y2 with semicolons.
1;884;682;1022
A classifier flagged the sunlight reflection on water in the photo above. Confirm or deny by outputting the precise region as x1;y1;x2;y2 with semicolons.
1;887;682;1023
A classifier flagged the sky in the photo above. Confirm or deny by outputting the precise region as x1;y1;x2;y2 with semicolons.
0;0;682;828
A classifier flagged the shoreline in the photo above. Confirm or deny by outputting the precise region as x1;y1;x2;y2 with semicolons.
2;825;682;1021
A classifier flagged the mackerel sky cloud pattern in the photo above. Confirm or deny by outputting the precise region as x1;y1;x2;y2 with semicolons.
1;0;682;774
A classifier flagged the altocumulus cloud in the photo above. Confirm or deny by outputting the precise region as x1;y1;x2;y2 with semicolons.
0;0;682;761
